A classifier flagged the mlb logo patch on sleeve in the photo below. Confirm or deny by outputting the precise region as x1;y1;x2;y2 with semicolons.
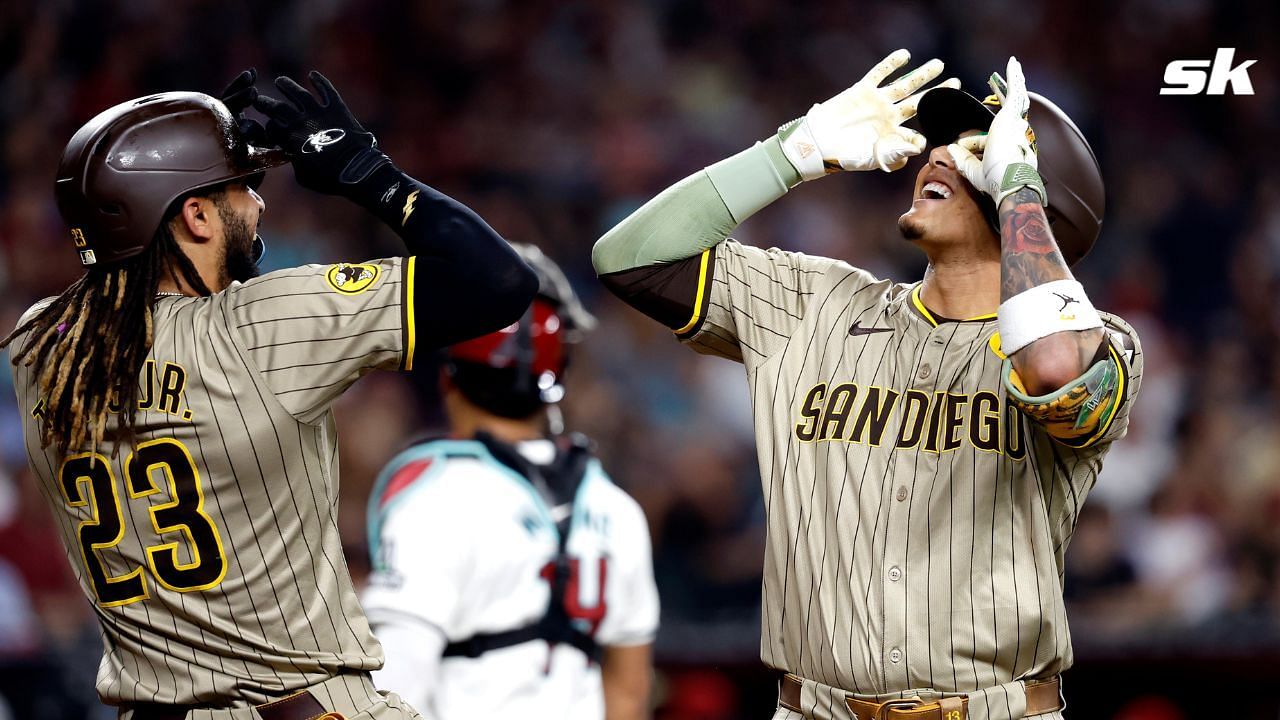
326;263;381;295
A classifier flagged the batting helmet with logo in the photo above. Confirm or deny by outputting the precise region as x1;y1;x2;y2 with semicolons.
914;88;1105;266
445;244;597;418
54;92;287;267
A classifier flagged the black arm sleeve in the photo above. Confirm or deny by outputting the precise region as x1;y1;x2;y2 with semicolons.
347;163;538;350
598;249;712;337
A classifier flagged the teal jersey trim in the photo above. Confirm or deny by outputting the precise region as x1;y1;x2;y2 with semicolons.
366;440;566;567
366;442;449;569
566;459;609;539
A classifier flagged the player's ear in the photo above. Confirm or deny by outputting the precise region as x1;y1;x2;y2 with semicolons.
175;196;217;242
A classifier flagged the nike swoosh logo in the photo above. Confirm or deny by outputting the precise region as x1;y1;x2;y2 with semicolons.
849;322;894;336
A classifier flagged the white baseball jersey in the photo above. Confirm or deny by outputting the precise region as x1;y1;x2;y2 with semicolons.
362;437;660;720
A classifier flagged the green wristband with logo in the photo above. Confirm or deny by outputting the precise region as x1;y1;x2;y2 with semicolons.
998;162;1047;205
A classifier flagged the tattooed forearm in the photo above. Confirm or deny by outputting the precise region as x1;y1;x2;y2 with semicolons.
1001;253;1062;300
999;186;1103;390
999;187;1072;303
1003;203;1056;254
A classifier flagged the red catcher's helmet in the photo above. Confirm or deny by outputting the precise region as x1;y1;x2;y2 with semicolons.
445;244;595;418
914;88;1105;266
55;92;287;267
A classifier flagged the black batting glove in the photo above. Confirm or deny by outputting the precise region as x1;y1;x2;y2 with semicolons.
251;71;391;197
220;69;269;147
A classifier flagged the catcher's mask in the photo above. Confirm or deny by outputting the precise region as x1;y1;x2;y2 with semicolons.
444;244;596;418
913;88;1104;266
55;91;287;267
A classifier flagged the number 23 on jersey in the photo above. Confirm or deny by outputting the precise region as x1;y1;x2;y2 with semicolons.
58;438;226;607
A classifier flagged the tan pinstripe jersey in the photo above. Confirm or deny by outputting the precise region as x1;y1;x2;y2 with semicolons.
679;240;1142;697
11;256;418;706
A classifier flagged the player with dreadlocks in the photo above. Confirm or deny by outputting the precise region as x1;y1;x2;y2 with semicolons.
3;188;221;454
4;69;536;719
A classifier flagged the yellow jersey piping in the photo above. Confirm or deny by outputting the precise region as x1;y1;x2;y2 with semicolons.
674;249;712;336
404;256;417;371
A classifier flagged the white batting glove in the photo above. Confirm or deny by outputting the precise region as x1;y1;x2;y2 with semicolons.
948;57;1047;206
779;49;959;179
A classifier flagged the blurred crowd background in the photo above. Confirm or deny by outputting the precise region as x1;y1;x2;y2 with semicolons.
2;0;1279;717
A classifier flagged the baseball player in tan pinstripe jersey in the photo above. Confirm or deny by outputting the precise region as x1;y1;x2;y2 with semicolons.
2;71;536;718
593;52;1141;720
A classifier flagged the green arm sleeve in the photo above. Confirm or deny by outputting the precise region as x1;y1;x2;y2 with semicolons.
591;136;802;275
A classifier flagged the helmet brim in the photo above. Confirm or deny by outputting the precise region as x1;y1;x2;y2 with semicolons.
913;87;997;147
239;145;288;190
244;144;289;172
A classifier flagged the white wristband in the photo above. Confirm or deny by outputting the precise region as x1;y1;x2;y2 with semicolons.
997;279;1102;355
778;113;826;181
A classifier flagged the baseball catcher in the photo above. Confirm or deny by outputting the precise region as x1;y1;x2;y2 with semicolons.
363;244;660;720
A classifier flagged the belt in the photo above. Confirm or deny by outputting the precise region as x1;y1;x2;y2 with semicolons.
778;673;1062;719
122;690;332;720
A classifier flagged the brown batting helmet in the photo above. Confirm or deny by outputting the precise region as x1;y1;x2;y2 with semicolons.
914;88;1104;265
54;92;287;267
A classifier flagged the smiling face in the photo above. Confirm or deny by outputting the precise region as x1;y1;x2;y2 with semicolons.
897;131;999;257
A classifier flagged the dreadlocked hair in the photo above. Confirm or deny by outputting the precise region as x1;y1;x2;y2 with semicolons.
1;218;213;456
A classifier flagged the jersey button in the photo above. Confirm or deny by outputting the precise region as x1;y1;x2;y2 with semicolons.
889;648;902;663
917;363;932;380
888;566;902;582
896;486;908;502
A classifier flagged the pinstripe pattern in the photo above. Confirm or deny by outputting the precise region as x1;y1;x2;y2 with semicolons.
685;240;1142;716
11;257;411;706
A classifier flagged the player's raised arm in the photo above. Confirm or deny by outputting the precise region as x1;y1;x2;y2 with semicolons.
253;71;538;347
948;57;1108;393
949;57;1139;446
593;49;955;275
592;51;957;361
